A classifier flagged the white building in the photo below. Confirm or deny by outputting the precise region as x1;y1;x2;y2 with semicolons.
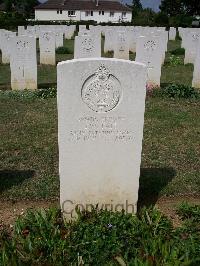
35;0;132;23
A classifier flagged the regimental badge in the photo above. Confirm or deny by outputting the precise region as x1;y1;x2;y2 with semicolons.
82;65;122;113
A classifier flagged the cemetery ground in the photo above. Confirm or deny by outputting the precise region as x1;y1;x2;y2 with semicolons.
0;38;199;221
0;37;200;264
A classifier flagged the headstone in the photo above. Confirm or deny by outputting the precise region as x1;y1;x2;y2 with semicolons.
169;27;176;41
10;36;37;90
39;31;56;65
114;31;129;60
57;58;147;219
64;25;76;39
104;29;114;53
136;36;162;86
55;31;64;48
192;41;200;88
74;34;101;59
0;30;16;64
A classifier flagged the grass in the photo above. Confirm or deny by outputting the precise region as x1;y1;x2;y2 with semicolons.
0;96;199;202
0;38;199;202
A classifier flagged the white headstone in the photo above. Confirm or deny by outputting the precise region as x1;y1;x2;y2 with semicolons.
55;31;64;48
136;36;162;86
74;34;101;59
57;58;147;219
39;31;56;65
192;41;200;88
0;30;16;64
169;27;176;41
10;36;37;90
114;31;129;60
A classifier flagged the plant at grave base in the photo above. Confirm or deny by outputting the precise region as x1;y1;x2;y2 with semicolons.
170;47;185;56
146;83;160;96
0;205;200;265
168;55;182;66
162;84;200;99
56;46;71;54
36;87;57;99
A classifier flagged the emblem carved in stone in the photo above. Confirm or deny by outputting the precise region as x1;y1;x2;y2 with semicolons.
82;38;94;52
16;41;29;50
82;65;122;113
144;40;157;51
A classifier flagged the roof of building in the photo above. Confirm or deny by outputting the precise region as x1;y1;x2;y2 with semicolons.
35;0;132;12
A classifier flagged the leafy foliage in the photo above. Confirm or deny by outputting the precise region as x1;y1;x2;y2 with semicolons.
56;46;72;54
160;84;200;99
168;55;182;66
0;88;57;100
170;47;185;55
0;205;199;265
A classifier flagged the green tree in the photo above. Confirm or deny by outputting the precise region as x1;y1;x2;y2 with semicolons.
130;0;143;17
160;0;184;16
182;0;200;15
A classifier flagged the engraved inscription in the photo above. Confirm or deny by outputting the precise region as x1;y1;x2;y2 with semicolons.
82;65;122;113
68;116;134;142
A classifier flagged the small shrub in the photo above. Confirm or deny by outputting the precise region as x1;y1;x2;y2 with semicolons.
36;87;57;99
56;46;71;54
170;47;185;55
162;84;200;99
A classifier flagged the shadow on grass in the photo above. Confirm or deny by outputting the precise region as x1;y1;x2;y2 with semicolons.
0;170;35;193
138;167;176;210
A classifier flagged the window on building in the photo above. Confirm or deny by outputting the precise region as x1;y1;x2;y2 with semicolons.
85;11;93;16
99;11;105;15
122;12;126;18
60;10;62;14
68;10;76;16
57;10;59;14
110;11;114;17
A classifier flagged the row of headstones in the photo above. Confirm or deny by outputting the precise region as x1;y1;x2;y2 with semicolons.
178;27;200;88
1;25;199;90
76;26;170;87
0;26;76;90
1;25;170;89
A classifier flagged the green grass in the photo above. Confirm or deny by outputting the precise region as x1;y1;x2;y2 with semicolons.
0;96;199;202
0;38;199;202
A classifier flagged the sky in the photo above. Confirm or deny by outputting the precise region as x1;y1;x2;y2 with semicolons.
38;0;162;12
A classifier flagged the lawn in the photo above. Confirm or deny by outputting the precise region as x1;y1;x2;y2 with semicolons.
0;37;199;205
0;96;199;204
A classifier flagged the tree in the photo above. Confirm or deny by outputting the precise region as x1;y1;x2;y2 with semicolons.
159;0;184;16
129;0;143;17
182;0;200;15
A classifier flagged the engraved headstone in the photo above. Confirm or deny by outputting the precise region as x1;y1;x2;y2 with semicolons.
114;31;129;60
10;36;37;90
57;58;147;219
39;31;56;65
74;34;101;59
136;36;162;86
55;31;64;48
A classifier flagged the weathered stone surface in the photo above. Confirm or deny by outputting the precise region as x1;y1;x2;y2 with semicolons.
57;58;147;219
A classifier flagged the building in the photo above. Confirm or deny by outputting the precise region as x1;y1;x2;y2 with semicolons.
34;0;132;23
